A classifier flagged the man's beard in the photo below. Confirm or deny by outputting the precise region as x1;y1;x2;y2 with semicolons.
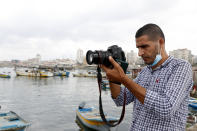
143;51;158;65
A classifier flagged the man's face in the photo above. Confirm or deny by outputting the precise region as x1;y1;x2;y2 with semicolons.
136;35;160;65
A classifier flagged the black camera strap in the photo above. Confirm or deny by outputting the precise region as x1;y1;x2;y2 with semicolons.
97;66;126;127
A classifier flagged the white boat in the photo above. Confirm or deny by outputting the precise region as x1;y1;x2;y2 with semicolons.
15;68;40;77
39;69;54;77
73;70;106;78
15;67;54;77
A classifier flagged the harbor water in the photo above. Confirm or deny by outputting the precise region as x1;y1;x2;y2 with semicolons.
0;68;133;131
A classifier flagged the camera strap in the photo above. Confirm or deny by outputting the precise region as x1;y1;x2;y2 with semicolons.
97;66;126;127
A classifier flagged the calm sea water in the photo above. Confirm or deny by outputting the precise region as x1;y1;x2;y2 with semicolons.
0;68;133;131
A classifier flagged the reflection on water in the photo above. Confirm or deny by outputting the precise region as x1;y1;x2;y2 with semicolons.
0;68;133;131
75;117;96;131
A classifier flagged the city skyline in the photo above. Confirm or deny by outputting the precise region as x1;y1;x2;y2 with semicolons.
0;0;197;61
1;47;196;61
0;47;197;61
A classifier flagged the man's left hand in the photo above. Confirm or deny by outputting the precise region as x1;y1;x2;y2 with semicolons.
101;56;126;83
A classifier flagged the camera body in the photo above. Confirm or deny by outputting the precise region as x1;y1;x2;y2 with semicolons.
86;45;128;73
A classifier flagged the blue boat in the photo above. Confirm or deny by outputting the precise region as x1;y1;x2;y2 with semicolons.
54;71;70;77
0;111;30;131
189;103;197;109
76;103;118;131
53;66;70;77
189;97;197;109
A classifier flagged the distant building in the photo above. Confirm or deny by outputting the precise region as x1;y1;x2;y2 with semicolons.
11;60;20;64
193;55;197;65
36;54;41;62
126;50;137;65
169;48;193;63
76;49;84;64
136;57;144;66
27;54;41;65
0;61;12;67
83;56;88;65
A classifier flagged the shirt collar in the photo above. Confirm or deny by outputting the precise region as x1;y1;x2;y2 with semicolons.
147;56;173;72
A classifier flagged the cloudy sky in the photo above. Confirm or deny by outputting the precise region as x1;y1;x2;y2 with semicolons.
0;0;197;60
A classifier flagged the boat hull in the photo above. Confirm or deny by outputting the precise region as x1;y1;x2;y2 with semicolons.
16;71;40;77
0;111;30;131
76;107;118;131
0;74;10;78
76;110;109;131
54;72;70;77
189;103;197;109
40;72;54;77
189;97;197;109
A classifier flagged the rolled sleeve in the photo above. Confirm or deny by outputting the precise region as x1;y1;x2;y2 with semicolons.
112;74;140;106
112;86;135;106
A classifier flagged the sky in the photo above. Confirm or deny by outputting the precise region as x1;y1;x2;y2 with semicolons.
0;0;197;61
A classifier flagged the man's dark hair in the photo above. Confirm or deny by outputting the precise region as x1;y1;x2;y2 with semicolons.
135;23;165;42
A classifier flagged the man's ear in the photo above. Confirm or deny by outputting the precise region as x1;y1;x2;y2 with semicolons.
159;38;165;50
159;38;164;45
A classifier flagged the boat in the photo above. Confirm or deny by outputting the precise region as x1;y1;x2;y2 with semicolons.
101;80;110;90
76;102;118;131
189;103;197;109
39;69;54;77
187;113;197;124
54;71;70;77
0;72;11;78
73;70;106;78
189;97;197;109
72;72;85;77
15;67;40;77
53;67;70;77
0;111;30;131
72;71;97;77
15;67;53;77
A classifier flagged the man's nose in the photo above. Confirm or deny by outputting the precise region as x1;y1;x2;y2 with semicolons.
138;48;144;56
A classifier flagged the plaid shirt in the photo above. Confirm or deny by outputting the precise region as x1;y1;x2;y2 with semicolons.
113;56;193;131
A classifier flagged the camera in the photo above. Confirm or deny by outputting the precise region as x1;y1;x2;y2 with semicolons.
86;45;128;73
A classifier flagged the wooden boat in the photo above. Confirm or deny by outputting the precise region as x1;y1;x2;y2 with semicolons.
0;111;30;131
72;71;96;77
76;103;118;131
54;72;70;77
15;67;53;77
39;69;54;77
0;73;11;78
54;71;70;77
53;67;70;77
15;68;40;77
73;71;106;78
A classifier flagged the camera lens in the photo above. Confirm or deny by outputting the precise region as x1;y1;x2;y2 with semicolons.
86;50;93;64
86;50;99;65
89;54;93;63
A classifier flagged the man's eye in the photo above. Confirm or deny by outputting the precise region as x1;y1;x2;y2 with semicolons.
141;45;147;48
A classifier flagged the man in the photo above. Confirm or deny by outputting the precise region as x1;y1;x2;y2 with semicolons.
101;23;193;130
